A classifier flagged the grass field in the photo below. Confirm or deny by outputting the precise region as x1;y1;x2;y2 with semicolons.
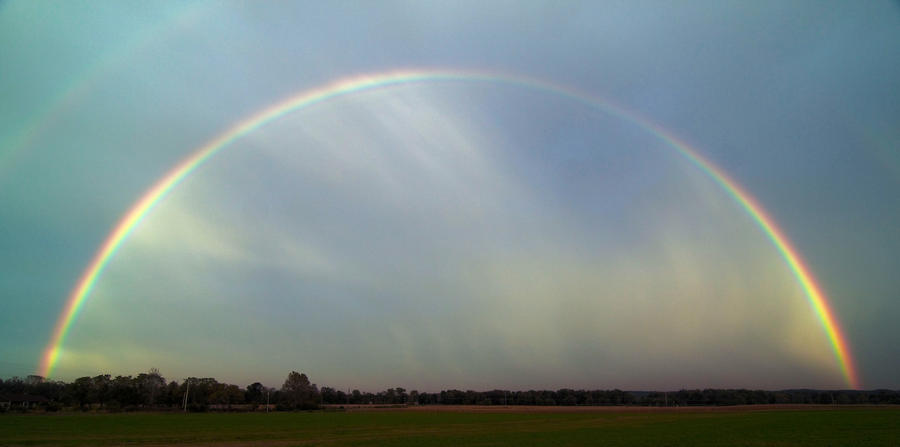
1;406;897;446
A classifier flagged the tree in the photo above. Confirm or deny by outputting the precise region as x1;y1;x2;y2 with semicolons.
135;368;166;406
320;386;339;404
70;376;93;409
163;380;181;407
109;375;140;408
91;375;111;409
211;384;244;409
182;377;220;410
245;382;265;405
280;371;319;410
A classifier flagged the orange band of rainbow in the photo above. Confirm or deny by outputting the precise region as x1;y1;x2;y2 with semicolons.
38;69;860;388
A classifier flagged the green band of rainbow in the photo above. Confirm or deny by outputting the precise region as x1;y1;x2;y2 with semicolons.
38;68;860;388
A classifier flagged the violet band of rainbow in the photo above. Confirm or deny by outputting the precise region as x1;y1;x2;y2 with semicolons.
38;69;860;388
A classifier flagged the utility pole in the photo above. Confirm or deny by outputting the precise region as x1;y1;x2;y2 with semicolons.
182;381;190;412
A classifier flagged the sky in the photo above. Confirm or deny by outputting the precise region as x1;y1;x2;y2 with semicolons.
1;1;898;391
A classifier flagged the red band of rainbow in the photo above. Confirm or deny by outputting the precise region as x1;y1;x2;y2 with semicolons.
38;69;860;388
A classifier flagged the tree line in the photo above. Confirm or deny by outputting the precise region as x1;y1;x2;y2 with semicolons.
1;370;898;412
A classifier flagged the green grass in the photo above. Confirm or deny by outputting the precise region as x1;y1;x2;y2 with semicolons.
1;408;897;446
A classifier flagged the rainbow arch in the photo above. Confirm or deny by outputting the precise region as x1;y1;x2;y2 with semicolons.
37;68;861;388
0;1;208;180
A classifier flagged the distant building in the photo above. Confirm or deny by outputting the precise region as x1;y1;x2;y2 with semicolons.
0;393;49;409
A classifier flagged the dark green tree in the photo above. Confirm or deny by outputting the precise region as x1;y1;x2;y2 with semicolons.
280;371;319;410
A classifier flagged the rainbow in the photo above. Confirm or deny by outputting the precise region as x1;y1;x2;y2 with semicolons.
0;2;208;180
37;68;861;388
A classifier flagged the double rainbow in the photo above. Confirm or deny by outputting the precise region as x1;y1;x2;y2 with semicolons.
37;69;860;388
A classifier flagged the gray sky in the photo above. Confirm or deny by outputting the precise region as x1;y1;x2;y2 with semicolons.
1;0;898;390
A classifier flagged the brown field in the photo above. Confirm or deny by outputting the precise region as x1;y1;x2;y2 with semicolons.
326;403;889;413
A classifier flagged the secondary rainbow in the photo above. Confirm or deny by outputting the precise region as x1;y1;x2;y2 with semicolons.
38;68;861;388
0;2;208;179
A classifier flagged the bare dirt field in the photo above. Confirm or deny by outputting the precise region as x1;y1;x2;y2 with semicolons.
328;403;885;413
